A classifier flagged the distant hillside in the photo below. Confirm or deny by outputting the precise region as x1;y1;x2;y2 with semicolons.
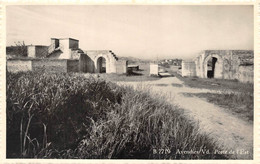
158;58;182;67
119;56;152;64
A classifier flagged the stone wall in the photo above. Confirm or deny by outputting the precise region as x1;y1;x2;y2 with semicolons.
67;60;79;72
238;65;253;83
32;59;68;72
116;60;128;74
75;51;126;74
79;54;95;73
181;61;196;77
7;59;79;73
84;50;118;73
7;59;32;72
191;50;253;82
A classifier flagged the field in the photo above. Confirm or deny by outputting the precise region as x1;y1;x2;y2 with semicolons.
6;70;227;159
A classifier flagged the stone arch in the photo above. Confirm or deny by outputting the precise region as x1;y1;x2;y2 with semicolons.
96;56;106;73
93;53;116;73
203;54;224;79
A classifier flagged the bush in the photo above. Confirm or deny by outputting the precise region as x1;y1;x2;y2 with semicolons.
75;87;226;159
6;41;28;57
7;71;123;158
6;71;227;159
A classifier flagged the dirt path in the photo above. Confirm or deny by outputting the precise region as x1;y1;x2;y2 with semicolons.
118;77;253;159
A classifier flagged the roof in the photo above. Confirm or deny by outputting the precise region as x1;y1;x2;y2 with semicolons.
51;38;79;41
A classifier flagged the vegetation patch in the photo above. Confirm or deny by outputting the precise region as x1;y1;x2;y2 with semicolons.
97;73;160;82
176;72;253;123
7;71;227;159
171;83;183;88
174;73;253;93
154;84;168;87
182;92;253;123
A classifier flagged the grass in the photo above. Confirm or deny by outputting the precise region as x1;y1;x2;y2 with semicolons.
174;72;253;123
97;73;160;82
171;83;183;88
183;92;253;123
6;70;228;159
174;73;253;93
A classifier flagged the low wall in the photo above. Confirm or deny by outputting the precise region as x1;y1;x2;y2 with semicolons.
67;60;79;72
32;59;68;72
7;59;32;72
238;65;253;83
7;59;79;73
182;61;196;77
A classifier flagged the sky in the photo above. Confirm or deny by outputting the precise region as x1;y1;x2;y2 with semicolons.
6;5;253;60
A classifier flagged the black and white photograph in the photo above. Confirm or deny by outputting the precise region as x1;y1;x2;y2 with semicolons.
3;4;256;161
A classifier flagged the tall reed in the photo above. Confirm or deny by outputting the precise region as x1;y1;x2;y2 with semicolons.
6;71;227;159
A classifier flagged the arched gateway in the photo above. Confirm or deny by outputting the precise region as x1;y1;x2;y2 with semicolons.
93;52;117;73
96;57;107;73
182;50;253;83
203;54;224;79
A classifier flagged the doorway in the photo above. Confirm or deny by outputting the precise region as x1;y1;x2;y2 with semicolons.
207;57;218;78
97;57;106;73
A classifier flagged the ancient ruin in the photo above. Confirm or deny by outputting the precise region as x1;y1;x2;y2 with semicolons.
182;50;254;83
7;38;128;74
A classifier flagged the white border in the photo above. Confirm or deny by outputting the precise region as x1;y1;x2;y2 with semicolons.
0;1;259;164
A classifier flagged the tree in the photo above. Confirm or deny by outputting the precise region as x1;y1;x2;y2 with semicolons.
13;41;27;57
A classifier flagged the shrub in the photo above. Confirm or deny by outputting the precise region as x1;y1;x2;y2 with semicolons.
75;87;226;159
6;71;227;159
7;71;123;158
6;41;28;57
